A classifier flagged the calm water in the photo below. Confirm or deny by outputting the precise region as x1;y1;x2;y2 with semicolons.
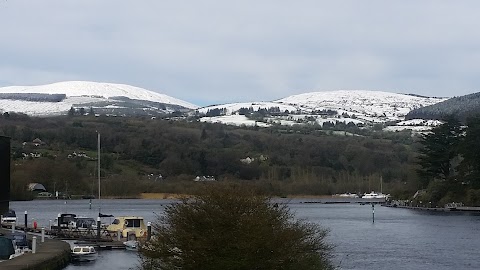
10;199;480;270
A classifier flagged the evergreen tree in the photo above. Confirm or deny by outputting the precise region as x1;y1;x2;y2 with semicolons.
459;116;480;187
416;117;463;187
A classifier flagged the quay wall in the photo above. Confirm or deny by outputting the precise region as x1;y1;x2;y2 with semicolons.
0;229;71;270
383;204;480;213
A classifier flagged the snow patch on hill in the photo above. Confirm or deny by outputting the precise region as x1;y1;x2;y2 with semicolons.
0;81;197;109
197;90;447;131
197;102;298;114
275;90;444;119
199;115;270;127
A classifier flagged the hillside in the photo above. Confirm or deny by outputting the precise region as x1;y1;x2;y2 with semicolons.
0;81;197;116
0;82;449;131
406;92;480;121
198;90;446;131
1;114;421;200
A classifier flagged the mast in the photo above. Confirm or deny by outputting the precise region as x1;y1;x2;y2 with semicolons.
380;175;383;193
97;132;101;201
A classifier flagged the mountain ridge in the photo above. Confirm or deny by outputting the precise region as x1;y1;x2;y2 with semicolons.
0;81;449;131
0;81;197;116
198;90;447;130
0;81;197;109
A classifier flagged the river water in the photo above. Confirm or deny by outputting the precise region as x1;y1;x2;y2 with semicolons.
10;199;480;270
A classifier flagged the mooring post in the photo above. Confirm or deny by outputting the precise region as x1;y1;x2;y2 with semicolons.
372;203;375;223
89;199;92;210
41;227;45;242
96;216;101;240
117;230;121;241
32;236;37;254
49;219;52;230
57;213;61;233
24;210;27;231
147;222;152;241
11;221;15;233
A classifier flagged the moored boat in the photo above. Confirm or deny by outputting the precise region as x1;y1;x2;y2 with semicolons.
362;191;390;199
71;245;98;262
333;193;359;198
106;216;147;240
1;209;17;224
0;235;29;260
123;240;139;251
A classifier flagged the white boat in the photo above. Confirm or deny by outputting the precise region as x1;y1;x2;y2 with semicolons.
362;191;389;199
123;240;139;251
362;176;390;200
71;246;98;262
333;193;359;198
1;209;17;223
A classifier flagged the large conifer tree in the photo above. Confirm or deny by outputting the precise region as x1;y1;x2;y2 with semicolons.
459;116;480;188
417;117;463;187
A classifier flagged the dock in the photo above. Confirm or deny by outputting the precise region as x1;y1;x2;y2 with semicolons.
383;204;480;213
1;222;136;250
299;198;387;204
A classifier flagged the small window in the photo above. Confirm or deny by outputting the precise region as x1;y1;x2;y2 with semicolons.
125;219;141;228
112;219;120;225
73;247;82;252
133;219;141;227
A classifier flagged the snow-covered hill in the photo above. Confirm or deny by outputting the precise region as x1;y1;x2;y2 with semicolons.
275;90;444;122
198;90;447;130
0;82;448;132
0;81;197;116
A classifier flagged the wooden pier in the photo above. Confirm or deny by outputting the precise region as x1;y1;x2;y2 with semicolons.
0;222;142;250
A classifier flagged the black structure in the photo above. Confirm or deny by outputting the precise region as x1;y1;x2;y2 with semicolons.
0;136;10;214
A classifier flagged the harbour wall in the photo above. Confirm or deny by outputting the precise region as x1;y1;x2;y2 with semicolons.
0;229;71;270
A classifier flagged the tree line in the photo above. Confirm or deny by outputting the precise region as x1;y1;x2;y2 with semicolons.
0;112;423;199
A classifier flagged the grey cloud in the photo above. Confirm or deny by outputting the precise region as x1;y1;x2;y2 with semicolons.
2;0;480;106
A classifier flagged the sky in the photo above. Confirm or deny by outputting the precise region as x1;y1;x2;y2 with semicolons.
1;1;480;106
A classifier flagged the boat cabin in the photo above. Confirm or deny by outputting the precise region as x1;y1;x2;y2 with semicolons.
0;237;15;260
106;216;147;240
8;232;29;249
75;217;97;229
71;245;97;262
72;246;96;254
1;209;17;223
52;213;77;229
